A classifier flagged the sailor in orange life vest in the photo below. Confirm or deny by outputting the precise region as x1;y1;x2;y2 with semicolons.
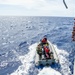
43;46;50;58
72;25;75;41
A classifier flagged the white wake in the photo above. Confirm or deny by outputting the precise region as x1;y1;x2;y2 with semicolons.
11;43;37;75
10;43;71;75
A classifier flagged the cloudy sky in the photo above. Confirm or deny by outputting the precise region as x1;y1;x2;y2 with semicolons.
0;0;74;17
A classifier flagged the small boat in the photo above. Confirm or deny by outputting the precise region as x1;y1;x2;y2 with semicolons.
35;41;59;66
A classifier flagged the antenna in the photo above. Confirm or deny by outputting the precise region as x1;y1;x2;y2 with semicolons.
63;0;68;9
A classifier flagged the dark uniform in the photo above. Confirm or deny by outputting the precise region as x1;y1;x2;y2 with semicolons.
72;25;75;41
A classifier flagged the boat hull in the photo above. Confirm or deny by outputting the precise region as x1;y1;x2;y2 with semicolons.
35;41;59;66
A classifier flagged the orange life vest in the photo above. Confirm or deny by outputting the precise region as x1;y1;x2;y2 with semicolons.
44;46;50;53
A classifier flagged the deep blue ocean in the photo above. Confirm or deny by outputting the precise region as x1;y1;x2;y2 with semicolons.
0;16;74;75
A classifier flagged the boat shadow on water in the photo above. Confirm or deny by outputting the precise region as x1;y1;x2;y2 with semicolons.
35;61;61;70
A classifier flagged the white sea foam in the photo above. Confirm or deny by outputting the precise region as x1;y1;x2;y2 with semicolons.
10;43;37;75
11;43;71;75
38;67;61;75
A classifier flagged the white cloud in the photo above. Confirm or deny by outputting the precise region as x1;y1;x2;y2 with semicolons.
0;0;48;10
0;0;72;7
0;0;68;9
0;0;74;16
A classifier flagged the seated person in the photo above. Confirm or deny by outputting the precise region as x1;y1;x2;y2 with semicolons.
40;37;49;47
36;37;50;59
72;25;75;41
36;44;42;59
43;46;50;59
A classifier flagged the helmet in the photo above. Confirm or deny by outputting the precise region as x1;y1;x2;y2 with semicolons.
41;37;47;43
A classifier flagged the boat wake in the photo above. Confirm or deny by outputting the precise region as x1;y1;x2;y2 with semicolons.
10;43;71;75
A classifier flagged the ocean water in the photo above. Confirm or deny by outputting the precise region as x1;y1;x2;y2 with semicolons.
0;16;74;75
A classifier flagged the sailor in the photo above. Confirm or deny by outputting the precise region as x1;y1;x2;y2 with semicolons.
36;37;49;59
40;37;49;47
72;25;75;41
73;25;75;31
36;44;42;59
43;46;50;59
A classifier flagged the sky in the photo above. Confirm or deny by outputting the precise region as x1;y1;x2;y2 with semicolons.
0;0;75;17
